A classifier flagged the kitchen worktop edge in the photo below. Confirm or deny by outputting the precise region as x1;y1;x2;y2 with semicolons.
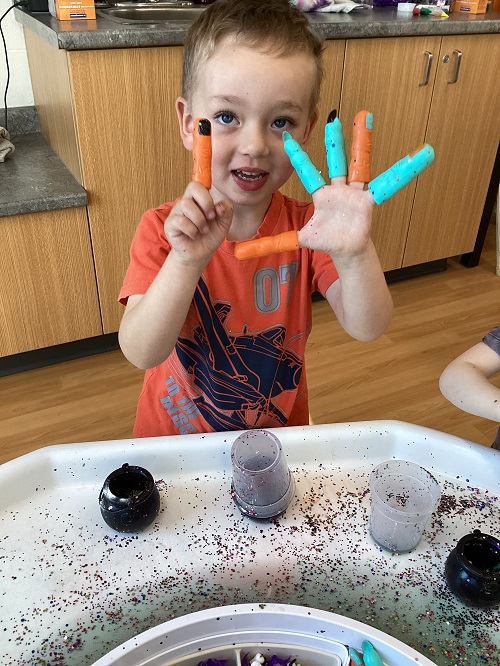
0;133;88;218
15;6;500;50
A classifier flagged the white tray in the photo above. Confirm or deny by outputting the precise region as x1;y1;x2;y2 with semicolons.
1;421;499;665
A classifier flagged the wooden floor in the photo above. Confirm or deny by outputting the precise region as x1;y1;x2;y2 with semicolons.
1;221;499;465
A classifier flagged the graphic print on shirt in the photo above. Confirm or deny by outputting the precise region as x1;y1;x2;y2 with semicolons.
173;277;303;431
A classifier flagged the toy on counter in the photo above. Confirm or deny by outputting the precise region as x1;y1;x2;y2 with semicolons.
234;110;434;260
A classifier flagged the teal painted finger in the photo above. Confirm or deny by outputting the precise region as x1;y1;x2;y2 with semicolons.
362;641;384;666
283;131;326;194
368;144;435;205
325;116;347;179
348;647;364;665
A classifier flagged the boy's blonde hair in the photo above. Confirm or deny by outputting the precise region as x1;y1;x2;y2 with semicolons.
182;0;324;114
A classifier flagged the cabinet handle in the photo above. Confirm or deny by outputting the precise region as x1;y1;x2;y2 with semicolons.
419;51;433;87
447;50;462;84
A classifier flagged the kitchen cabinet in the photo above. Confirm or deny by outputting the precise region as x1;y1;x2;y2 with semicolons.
339;34;500;271
0;208;102;356
25;31;190;335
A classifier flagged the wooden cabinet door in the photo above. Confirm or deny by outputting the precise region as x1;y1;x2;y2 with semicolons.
340;36;440;271
69;46;190;334
280;40;345;202
0;208;102;357
403;34;500;267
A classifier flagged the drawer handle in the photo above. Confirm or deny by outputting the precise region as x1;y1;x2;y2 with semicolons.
419;51;433;87
447;49;462;84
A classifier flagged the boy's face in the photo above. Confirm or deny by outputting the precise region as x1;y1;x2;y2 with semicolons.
177;37;318;216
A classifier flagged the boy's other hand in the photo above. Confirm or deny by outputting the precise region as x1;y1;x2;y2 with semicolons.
165;182;233;266
298;178;374;261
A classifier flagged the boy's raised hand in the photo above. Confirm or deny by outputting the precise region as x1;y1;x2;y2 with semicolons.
164;181;233;266
234;111;434;261
296;110;375;259
165;118;232;266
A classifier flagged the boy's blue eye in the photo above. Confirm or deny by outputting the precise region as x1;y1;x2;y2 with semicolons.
273;118;289;130
216;113;236;125
273;117;297;131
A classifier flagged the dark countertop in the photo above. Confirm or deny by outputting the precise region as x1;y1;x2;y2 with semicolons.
0;133;87;218
14;6;500;50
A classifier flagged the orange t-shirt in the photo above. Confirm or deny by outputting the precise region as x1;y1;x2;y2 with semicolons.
119;192;338;437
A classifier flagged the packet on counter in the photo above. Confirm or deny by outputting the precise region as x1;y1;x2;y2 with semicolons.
48;0;96;20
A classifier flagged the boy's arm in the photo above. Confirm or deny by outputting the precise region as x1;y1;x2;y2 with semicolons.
119;252;205;369
324;238;392;342
299;175;392;342
439;342;500;423
119;184;232;369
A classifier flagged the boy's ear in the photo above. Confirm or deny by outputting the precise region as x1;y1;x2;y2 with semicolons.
300;110;319;147
176;96;195;151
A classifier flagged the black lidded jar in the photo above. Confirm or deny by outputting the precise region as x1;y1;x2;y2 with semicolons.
99;463;160;533
445;529;500;608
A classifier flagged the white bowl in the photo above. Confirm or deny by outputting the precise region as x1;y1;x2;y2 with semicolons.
92;603;438;666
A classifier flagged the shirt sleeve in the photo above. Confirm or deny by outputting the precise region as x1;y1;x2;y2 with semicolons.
482;326;500;356
310;248;339;298
118;203;174;305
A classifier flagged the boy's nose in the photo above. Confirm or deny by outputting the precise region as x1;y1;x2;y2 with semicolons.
239;124;270;159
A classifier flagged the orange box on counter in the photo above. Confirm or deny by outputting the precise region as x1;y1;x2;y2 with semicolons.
49;0;95;19
453;0;487;12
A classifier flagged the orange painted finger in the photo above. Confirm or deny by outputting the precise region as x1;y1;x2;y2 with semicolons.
234;230;299;260
348;110;373;184
192;118;212;189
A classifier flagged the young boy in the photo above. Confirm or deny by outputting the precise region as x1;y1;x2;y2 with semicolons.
440;327;500;450
118;0;393;438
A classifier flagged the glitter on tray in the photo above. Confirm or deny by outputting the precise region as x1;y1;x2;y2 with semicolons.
1;459;499;666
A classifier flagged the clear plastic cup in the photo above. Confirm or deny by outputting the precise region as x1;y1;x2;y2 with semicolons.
231;429;295;520
369;460;441;553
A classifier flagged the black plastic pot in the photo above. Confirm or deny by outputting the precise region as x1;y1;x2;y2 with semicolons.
99;463;160;533
445;529;500;608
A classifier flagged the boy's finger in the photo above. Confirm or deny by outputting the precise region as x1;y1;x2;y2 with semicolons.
215;200;233;232
368;143;435;205
348;110;373;184
283;131;326;194
235;230;299;260
325;110;347;181
192;118;212;189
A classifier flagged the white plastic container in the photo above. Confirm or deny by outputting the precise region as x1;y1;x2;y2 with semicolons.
92;604;438;666
397;2;416;10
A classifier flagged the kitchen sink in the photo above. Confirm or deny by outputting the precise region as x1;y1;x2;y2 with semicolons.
96;2;208;23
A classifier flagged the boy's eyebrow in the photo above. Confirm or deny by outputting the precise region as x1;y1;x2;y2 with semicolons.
209;94;305;114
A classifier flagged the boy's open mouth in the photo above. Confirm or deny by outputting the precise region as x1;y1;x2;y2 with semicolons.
232;168;269;192
233;169;268;182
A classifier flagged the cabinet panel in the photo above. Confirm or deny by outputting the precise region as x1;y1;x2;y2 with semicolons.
340;36;440;271
280;40;345;201
403;34;500;266
69;46;190;334
23;29;83;184
0;208;102;356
